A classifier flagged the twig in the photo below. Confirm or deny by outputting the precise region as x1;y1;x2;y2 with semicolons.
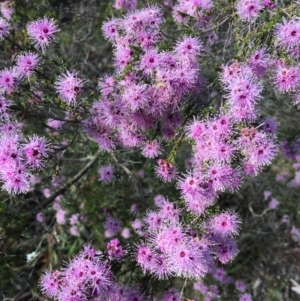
110;152;145;203
180;278;187;300
42;148;102;208
200;17;230;34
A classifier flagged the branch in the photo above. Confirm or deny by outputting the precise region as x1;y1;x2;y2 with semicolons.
42;148;102;207
110;152;145;203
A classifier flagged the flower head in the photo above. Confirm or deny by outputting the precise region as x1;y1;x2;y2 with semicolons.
104;216;121;237
142;140;161;158
155;159;177;182
23;135;49;169
16;52;40;78
275;18;300;50
236;0;263;22
27;17;59;52
0;1;14;20
40;270;60;298
175;37;202;60
0;68;18;94
55;70;84;106
209;212;241;237
98;165;115;183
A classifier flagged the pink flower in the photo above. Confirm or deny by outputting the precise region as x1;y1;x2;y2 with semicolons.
275;18;300;50
43;188;52;198
114;47;132;71
2;166;30;194
98;75;115;96
0;1;13;21
47;119;63;130
122;84;149;112
291;225;300;242
27;17;59;52
40;270;59;298
69;213;80;225
155;159;177;182
268;197;279;209
215;236;238;264
262;118;278;135
239;293;252;301
236;0;263;22
281;215;290;224
144;211;163;231
167;243;207;278
136;245;156;272
248;48;269;77
140;49;160;75
209;212;241;237
23;135;48;170
186;118;206;140
132;218;143;234
114;0;137;10
235;280;246;292
274;66;300;92
0;17;10;40
36;212;45;223
0;68;18;94
154;194;166;207
102;18;120;42
107;238;125;260
104;216;121;237
263;0;276;9
55;70;84;106
16;52;40;78
98;165;115;183
70;225;80;236
121;227;131;238
175;36;202;60
142;140;161;158
55;209;66;224
263;190;272;200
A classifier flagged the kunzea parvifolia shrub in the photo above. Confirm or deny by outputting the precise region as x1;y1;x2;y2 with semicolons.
1;0;300;300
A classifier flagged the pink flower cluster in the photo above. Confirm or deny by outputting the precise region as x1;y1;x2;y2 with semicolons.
173;0;213;25
85;6;204;153
172;0;217;44
40;243;191;301
135;198;239;280
40;244;112;300
177;113;276;215
0;52;40;94
52;196;86;236
0;110;48;194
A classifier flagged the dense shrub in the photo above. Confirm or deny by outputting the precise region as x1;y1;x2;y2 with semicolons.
0;0;300;300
